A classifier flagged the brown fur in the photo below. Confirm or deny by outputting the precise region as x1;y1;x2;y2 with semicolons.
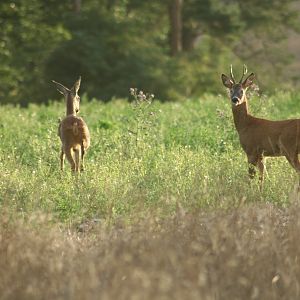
222;68;300;186
53;77;90;173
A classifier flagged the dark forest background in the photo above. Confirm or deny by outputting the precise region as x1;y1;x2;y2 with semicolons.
0;0;300;104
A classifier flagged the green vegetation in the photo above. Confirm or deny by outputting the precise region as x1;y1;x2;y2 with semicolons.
1;91;300;224
2;1;300;297
2;91;300;299
0;0;299;104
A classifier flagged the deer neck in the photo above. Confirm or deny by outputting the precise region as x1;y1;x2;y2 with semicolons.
66;94;76;116
232;99;250;132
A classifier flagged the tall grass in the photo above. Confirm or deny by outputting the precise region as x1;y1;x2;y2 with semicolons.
1;204;300;299
1;91;300;298
0;91;300;223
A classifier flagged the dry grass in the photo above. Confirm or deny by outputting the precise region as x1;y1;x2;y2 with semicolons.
1;203;300;300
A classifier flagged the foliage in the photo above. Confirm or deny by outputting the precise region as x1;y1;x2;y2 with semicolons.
2;92;300;298
0;0;69;104
123;88;160;157
0;91;300;223
0;0;299;104
2;205;300;299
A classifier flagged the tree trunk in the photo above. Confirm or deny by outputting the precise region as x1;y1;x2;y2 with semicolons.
182;28;202;51
73;0;81;13
169;0;183;56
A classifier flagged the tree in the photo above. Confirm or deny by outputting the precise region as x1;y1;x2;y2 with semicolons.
169;0;183;56
0;0;299;104
0;0;69;104
73;0;81;13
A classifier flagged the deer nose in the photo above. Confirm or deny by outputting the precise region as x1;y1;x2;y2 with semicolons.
232;97;239;104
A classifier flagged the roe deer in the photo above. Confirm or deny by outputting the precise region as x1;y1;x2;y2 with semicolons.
52;77;90;173
221;65;300;187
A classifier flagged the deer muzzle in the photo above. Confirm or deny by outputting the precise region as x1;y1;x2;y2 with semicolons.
231;97;239;105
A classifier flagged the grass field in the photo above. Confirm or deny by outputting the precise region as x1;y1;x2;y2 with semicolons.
1;90;300;299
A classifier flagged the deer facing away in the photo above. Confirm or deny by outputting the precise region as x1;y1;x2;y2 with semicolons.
221;65;300;186
52;77;90;173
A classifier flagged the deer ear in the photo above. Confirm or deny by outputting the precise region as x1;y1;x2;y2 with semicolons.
242;73;255;88
71;76;81;94
221;74;233;88
52;80;69;96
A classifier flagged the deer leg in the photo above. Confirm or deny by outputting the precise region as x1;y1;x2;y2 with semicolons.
256;157;265;190
60;148;65;171
64;147;76;172
285;154;300;172
247;155;258;180
80;144;85;172
248;164;256;179
285;154;300;188
248;155;265;190
74;148;81;173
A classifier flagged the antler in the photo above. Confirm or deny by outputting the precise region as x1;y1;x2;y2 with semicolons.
239;64;248;83
230;64;236;84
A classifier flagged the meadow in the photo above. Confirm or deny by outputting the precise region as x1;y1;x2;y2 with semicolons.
1;90;300;299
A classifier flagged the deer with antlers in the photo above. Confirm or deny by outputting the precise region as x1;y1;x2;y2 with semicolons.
221;65;300;187
52;77;90;173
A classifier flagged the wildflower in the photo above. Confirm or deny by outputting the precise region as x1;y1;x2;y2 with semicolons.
129;88;136;96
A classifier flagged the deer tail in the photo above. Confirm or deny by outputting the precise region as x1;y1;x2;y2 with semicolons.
72;122;79;135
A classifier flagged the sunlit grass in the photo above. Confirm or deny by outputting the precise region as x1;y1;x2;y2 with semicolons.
0;92;299;223
2;92;300;299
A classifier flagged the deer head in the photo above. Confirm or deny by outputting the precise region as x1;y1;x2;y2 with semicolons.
52;77;81;116
221;65;255;106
